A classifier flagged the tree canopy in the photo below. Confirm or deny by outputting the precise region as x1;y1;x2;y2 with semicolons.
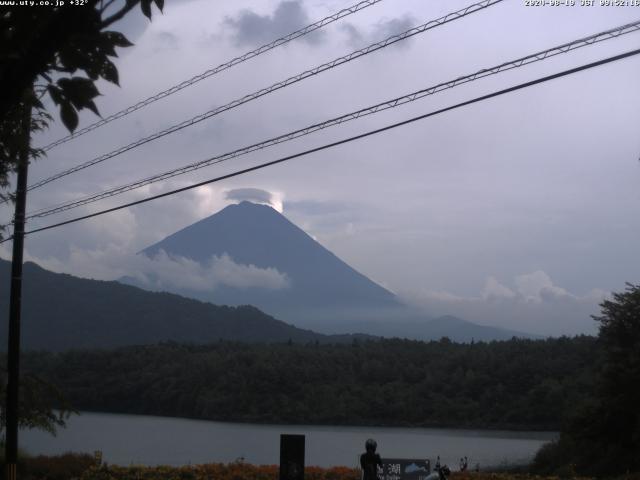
0;366;75;437
23;336;598;431
0;0;163;433
0;0;163;204
533;283;640;476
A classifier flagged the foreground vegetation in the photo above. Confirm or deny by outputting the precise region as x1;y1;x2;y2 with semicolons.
6;453;640;480
1;454;356;480
530;284;640;476
22;335;597;431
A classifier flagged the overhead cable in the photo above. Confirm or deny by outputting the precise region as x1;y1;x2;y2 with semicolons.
38;0;386;152
24;19;640;220
5;47;637;243
26;0;503;192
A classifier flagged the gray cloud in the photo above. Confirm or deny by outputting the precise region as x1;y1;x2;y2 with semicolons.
154;31;180;51
225;1;325;47
285;199;345;215
284;199;365;241
341;15;416;49
340;23;364;49
374;15;417;41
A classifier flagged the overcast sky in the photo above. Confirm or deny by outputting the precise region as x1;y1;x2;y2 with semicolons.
2;0;639;336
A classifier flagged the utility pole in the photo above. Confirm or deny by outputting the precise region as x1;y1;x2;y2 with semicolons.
5;95;31;480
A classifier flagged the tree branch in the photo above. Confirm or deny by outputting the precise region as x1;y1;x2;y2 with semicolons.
99;0;118;14
101;1;139;29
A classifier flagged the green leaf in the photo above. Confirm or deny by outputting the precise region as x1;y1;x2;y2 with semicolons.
57;47;78;72
57;77;101;117
85;100;100;117
101;59;119;85
47;85;64;105
58;77;100;105
141;0;152;19
98;37;118;58
85;66;101;81
60;101;78;132
103;31;134;48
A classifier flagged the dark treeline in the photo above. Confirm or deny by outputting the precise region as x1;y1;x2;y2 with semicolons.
23;336;596;431
531;284;640;476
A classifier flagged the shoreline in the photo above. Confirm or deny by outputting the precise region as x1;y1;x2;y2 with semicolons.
68;409;560;435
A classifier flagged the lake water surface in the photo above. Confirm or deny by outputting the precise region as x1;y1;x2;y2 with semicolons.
22;412;555;469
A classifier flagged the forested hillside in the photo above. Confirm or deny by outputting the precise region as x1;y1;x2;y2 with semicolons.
0;260;369;349
23;336;597;430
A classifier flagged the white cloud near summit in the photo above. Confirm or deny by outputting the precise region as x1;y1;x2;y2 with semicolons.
225;187;284;213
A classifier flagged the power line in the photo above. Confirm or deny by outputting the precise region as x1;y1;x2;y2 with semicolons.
24;19;640;221
26;0;503;193
6;47;638;243
38;0;386;153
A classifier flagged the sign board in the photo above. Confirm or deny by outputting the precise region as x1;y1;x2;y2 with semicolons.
279;434;305;480
378;458;433;480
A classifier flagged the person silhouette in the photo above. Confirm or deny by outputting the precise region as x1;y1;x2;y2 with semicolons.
437;465;451;480
360;439;383;480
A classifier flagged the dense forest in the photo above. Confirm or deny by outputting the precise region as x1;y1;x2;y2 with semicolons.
22;336;597;431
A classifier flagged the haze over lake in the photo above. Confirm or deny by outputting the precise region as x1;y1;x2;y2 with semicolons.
22;412;555;468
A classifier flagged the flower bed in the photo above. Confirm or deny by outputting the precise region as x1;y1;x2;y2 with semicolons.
79;463;359;480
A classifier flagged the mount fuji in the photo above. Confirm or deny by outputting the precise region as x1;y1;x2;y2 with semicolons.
125;201;532;341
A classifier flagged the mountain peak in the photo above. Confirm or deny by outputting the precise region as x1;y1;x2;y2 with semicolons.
236;200;272;207
138;200;401;323
228;200;276;211
196;200;281;225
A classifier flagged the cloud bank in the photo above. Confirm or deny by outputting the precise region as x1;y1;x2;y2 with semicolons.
2;245;290;293
402;270;609;337
132;250;291;292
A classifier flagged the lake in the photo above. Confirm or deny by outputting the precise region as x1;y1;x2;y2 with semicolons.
21;412;555;469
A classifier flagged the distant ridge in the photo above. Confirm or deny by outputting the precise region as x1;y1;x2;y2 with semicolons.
347;315;539;342
0;259;372;351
